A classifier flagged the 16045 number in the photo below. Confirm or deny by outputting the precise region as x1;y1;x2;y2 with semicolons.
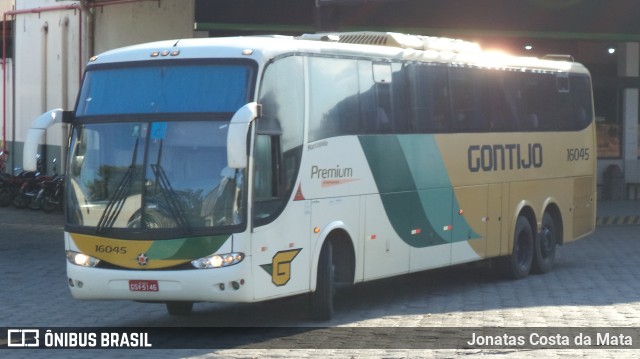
567;148;590;161
95;245;127;254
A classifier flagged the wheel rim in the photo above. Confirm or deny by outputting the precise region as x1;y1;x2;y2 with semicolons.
539;226;555;258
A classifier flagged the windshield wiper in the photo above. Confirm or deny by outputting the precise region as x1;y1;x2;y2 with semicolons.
151;139;191;233
96;138;139;233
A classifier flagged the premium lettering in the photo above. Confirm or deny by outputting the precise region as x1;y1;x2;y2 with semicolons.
311;165;353;179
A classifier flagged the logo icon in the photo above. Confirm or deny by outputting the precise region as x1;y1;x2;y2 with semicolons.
7;329;40;347
136;253;149;266
260;249;302;286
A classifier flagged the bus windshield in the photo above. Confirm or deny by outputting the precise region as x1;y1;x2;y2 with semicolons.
67;120;244;233
66;61;255;234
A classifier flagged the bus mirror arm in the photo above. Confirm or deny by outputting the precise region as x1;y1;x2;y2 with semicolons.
23;109;67;171
61;110;74;123
227;102;261;169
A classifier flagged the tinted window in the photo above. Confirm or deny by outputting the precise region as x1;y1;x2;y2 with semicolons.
77;61;254;116
406;63;450;132
308;57;360;142
307;56;593;140
254;56;304;225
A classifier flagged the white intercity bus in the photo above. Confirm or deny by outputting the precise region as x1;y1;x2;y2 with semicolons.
53;32;596;319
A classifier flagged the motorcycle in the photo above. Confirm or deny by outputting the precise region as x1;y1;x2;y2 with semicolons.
37;174;64;213
0;150;13;206
11;157;55;210
0;170;37;207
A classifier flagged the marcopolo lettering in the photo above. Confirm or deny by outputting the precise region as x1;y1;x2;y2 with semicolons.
468;143;543;172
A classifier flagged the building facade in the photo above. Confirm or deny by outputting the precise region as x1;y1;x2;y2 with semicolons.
2;0;194;173
2;0;640;199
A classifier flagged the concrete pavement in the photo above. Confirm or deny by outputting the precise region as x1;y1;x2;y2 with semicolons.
1;200;640;358
597;200;640;225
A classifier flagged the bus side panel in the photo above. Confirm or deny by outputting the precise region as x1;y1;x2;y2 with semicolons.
310;195;361;286
251;200;311;302
572;176;596;241
409;188;453;272
486;183;504;258
508;178;574;244
451;185;487;264
363;194;410;280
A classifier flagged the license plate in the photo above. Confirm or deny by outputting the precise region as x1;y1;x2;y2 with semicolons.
129;280;159;292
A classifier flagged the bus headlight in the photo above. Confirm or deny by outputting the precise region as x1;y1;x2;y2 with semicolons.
66;250;101;267
191;252;244;269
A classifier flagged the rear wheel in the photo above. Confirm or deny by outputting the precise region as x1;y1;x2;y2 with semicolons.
166;301;193;316
310;240;335;321
0;187;13;206
40;195;57;213
12;194;28;209
503;216;534;280
28;195;41;210
532;212;557;274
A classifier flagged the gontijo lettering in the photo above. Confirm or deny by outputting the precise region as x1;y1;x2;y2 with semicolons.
468;143;543;172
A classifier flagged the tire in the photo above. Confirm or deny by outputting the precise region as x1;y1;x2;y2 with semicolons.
532;212;557;274
503;216;534;280
309;240;335;321
41;196;57;213
166;301;193;316
12;194;28;209
28;195;41;210
0;187;13;207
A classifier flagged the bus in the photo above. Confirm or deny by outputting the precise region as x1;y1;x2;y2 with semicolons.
59;32;596;319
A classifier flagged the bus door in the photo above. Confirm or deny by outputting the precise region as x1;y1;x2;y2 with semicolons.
250;133;311;300
249;128;309;301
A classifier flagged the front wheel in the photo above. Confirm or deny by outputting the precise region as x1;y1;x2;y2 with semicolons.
27;195;41;210
309;240;335;321
12;194;28;209
0;187;13;207
502;216;534;280
40;194;57;213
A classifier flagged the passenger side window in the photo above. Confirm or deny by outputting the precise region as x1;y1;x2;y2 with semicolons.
449;67;491;132
308;57;360;141
406;63;450;132
254;56;304;225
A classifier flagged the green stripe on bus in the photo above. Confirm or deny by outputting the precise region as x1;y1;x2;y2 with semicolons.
146;235;230;260
359;134;478;248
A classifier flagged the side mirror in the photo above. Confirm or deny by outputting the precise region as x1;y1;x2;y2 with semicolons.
227;102;261;169
24;109;65;172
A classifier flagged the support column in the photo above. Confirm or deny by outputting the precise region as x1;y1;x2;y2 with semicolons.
618;42;640;196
